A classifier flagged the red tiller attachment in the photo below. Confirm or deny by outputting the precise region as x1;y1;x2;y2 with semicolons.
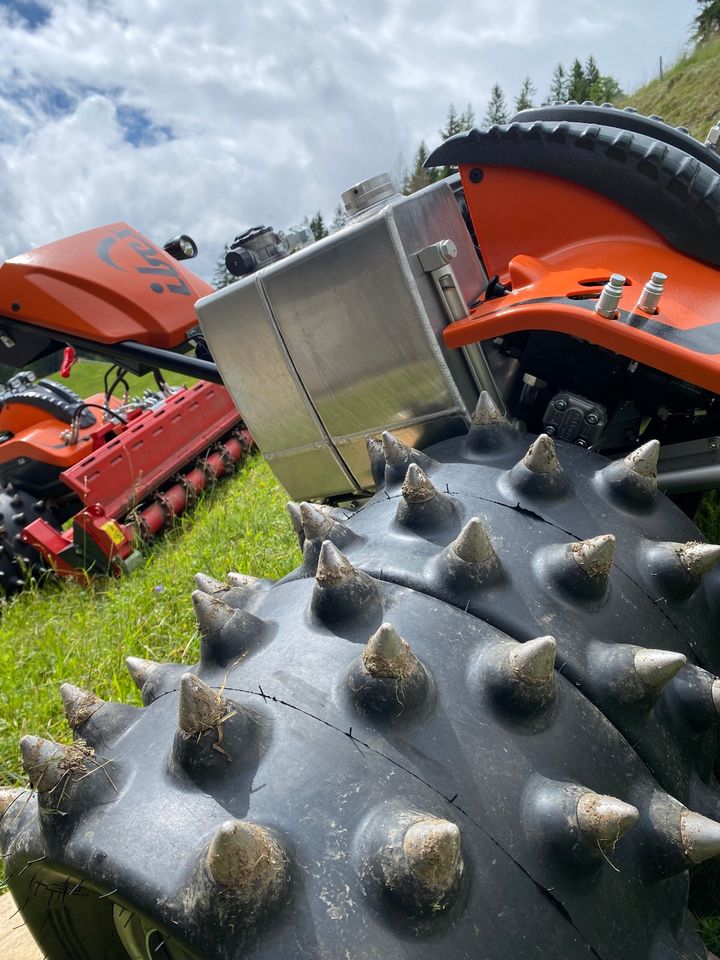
136;433;248;539
21;381;253;578
62;380;242;517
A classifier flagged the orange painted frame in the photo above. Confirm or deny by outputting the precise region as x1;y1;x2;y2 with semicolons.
0;392;124;468
446;166;720;393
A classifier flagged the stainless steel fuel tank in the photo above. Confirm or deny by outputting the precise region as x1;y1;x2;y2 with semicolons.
195;179;488;501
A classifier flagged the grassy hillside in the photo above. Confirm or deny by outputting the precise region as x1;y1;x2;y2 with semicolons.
618;36;720;138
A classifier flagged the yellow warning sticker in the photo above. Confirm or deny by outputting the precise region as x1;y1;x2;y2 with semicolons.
100;520;127;546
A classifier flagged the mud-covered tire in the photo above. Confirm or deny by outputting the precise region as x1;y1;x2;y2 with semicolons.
3;415;720;960
0;485;54;594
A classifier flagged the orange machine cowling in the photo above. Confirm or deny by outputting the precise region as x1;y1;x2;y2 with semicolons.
0;392;124;469
0;223;212;348
445;166;720;394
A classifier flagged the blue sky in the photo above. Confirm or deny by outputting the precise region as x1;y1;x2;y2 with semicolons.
0;0;702;279
0;1;51;30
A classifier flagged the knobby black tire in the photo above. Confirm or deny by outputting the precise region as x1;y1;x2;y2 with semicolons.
2;420;720;960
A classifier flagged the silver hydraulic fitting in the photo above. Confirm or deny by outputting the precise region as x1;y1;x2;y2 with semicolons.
634;272;667;314
704;122;720;153
595;274;626;319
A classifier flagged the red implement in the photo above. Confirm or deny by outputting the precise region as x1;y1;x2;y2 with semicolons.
61;380;241;518
21;382;253;578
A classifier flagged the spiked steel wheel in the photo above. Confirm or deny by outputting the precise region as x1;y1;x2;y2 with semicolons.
0;484;55;593
4;397;720;958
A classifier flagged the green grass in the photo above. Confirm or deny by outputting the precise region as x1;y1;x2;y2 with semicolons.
617;36;720;138
697;915;720;955
46;357;195;397
695;492;720;544
0;453;300;786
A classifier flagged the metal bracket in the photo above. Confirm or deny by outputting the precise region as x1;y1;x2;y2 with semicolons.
417;240;506;414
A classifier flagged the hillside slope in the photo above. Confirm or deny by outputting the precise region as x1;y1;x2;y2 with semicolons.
618;37;720;138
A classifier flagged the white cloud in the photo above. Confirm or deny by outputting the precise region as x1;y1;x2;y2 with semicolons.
0;0;698;280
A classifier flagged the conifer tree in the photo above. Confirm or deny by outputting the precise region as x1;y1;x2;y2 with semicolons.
308;212;328;241
484;84;509;125
439;103;464;141
459;102;475;130
433;102;476;180
329;204;347;233
403;141;440;194
694;0;720;41
584;55;600;96
515;77;536;112
546;63;567;104
567;59;588;101
212;242;237;289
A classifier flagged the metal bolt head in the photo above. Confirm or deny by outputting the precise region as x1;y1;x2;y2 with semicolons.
438;239;457;263
418;239;458;272
554;399;567;412
545;425;556;437
586;414;598;425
